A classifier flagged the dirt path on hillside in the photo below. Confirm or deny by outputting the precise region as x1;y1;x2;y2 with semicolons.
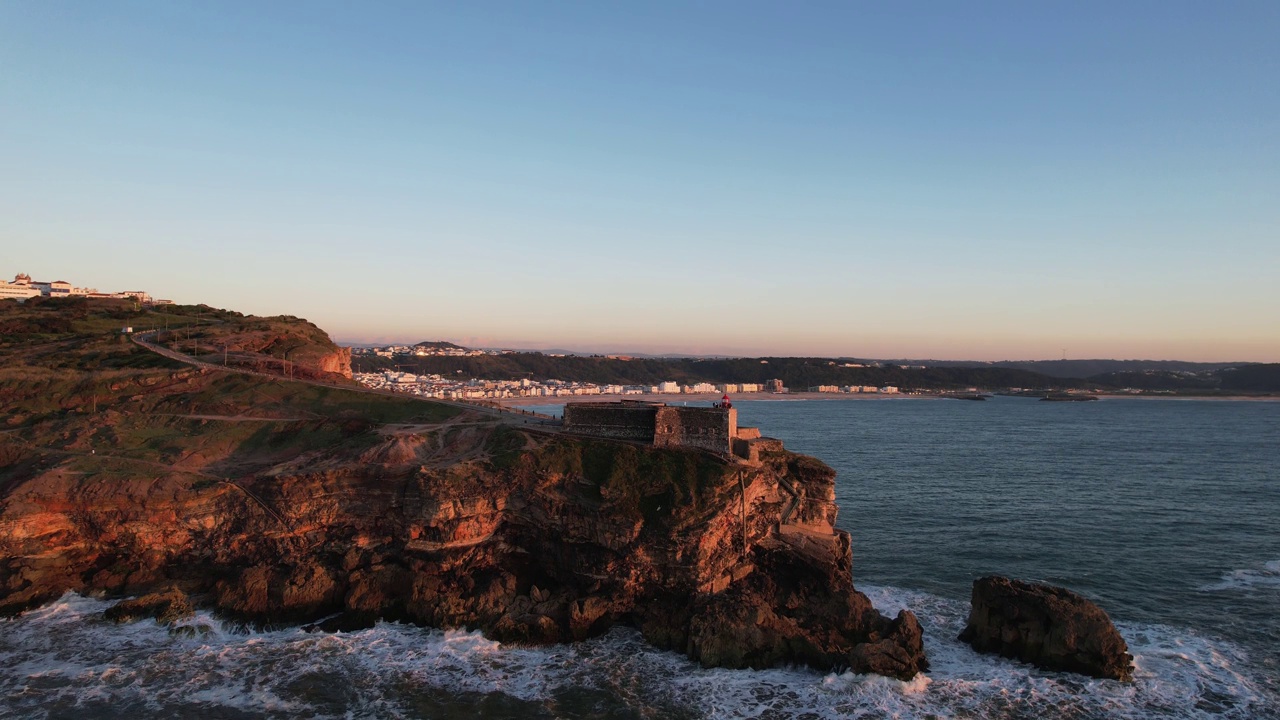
131;332;562;430
166;413;305;422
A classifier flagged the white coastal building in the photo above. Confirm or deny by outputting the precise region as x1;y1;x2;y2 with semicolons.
0;274;41;301
3;273;164;304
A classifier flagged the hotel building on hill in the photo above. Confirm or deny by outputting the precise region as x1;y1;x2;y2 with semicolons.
1;273;168;304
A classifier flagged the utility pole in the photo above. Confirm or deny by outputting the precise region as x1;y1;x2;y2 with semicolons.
194;311;201;358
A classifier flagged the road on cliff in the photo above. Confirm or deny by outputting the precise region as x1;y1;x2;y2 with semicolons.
129;332;562;430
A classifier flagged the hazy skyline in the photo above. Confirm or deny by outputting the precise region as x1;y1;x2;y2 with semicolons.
3;2;1278;362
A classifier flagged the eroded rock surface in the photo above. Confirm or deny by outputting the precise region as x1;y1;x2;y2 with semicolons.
959;575;1133;680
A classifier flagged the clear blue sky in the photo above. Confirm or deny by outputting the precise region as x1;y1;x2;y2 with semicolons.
3;2;1277;361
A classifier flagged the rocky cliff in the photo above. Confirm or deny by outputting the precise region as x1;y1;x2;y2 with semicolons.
153;315;354;381
0;417;925;678
320;345;353;378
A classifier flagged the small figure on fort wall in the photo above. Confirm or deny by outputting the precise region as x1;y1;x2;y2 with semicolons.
716;394;732;409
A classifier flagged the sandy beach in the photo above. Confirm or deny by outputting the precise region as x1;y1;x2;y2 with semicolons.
506;391;928;406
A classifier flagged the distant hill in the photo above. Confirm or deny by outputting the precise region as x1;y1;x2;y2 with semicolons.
414;340;467;350
353;352;1083;391
350;349;1280;395
1219;364;1280;392
1081;364;1280;393
913;359;1246;379
1086;370;1220;391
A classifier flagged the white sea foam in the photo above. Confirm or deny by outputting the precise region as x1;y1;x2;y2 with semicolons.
0;588;1276;719
1199;559;1280;592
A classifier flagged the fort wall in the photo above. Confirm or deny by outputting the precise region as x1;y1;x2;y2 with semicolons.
563;401;772;460
653;406;735;455
562;402;660;443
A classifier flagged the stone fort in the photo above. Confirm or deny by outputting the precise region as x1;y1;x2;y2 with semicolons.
561;400;781;462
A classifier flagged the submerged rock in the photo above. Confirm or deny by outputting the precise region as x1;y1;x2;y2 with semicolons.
168;622;215;638
104;587;194;625
959;576;1133;680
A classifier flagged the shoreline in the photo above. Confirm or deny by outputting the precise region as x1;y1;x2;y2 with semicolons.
1091;393;1280;402
508;392;926;406
504;392;1280;406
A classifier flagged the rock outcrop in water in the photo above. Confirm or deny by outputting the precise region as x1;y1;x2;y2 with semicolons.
1;418;927;679
103;586;194;625
959;575;1133;680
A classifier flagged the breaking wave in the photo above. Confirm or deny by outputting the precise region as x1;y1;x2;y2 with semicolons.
1199;560;1280;592
2;587;1276;719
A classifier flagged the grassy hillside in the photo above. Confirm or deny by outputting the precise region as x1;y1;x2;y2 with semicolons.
0;298;459;491
149;310;351;380
0;296;354;380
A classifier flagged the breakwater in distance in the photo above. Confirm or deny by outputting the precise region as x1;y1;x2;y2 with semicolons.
3;396;1278;719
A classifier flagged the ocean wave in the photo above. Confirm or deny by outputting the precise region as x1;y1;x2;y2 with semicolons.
0;588;1276;719
1199;560;1280;592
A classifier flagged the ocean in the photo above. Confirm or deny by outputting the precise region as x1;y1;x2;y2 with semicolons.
3;396;1278;719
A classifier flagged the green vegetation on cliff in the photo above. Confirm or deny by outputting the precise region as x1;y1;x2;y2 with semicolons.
487;428;733;522
0;298;459;492
1;295;354;381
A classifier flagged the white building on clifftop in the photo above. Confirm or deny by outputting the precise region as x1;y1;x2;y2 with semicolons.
1;273;167;304
0;274;41;301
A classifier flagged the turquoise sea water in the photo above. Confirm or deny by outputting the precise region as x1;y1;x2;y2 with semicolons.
3;396;1278;718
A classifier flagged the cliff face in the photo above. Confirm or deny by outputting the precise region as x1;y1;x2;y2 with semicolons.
150;314;353;381
320;346;353;378
0;420;925;679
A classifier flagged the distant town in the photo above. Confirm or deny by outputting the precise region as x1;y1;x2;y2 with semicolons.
353;370;901;401
350;343;905;399
348;341;1280;399
0;273;171;305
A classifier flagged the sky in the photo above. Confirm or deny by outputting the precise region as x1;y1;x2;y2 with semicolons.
2;2;1278;361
